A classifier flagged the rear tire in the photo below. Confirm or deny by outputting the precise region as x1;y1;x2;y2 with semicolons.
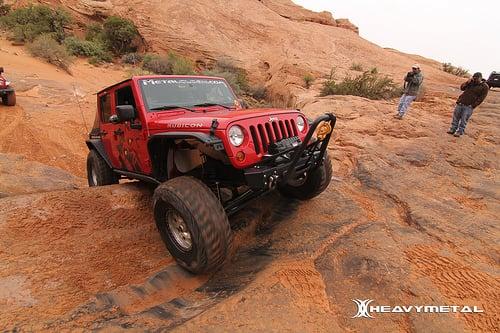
278;152;333;200
153;176;232;274
2;91;16;106
86;150;119;186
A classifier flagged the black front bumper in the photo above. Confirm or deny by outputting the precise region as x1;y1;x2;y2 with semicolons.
223;113;336;216
0;88;14;96
244;113;336;190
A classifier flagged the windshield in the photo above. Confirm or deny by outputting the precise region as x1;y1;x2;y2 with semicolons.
139;78;237;111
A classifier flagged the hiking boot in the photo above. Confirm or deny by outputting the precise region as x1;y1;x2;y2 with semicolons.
447;129;456;134
393;114;403;119
453;132;463;137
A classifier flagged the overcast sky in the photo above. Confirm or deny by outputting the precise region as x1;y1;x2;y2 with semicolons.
292;0;498;76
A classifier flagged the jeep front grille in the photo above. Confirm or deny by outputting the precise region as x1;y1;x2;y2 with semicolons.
249;119;298;154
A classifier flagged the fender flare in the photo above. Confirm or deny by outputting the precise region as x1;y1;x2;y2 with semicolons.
86;139;113;168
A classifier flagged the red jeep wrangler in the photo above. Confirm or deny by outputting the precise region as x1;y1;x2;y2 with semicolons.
0;67;16;106
87;75;335;273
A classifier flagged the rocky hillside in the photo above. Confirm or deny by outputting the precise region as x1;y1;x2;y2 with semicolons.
7;0;459;93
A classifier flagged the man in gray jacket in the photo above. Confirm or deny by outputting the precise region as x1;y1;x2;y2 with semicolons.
395;64;424;119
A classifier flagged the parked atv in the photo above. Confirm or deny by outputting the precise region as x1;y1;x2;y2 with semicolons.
0;67;16;106
86;75;336;274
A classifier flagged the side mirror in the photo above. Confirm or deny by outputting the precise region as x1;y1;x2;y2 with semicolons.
116;105;136;122
0;67;3;74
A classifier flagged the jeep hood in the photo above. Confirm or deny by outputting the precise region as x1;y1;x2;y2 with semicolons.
147;107;302;131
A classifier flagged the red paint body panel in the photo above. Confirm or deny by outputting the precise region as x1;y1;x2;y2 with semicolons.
0;74;9;89
93;75;309;174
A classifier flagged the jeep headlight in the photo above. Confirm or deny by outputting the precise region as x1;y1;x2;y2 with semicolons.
296;116;306;133
228;125;244;147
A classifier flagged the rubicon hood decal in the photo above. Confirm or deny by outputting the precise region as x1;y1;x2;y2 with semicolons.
166;123;204;128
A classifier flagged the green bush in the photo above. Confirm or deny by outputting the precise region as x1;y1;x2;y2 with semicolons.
64;37;112;63
28;34;73;72
303;73;314;88
442;62;470;77
320;69;401;100
122;52;143;65
0;5;70;42
102;16;138;56
85;23;103;42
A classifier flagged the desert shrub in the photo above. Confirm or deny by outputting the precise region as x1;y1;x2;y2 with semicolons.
249;85;267;100
0;5;70;42
64;37;112;63
266;88;296;108
140;52;194;74
0;0;10;16
142;53;172;74
102;16;138;56
85;23;103;42
303;73;314;88
327;67;337;80
126;67;153;77
168;52;195;75
122;52;143;65
203;69;241;93
28;34;73;72
202;58;249;94
321;69;401;100
442;62;470;77
350;63;363;71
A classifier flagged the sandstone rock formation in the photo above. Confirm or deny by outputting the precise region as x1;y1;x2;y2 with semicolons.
0;1;498;332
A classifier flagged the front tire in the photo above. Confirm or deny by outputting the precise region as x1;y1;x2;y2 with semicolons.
86;150;119;186
278;152;332;200
2;91;16;106
153;176;232;274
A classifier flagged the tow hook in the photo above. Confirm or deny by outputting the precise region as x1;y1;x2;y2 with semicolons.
268;175;279;189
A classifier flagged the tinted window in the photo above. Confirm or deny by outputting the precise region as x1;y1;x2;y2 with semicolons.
99;94;112;123
115;85;137;108
139;78;236;111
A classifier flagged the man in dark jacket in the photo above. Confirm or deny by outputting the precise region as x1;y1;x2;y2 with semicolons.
395;64;424;119
447;72;489;137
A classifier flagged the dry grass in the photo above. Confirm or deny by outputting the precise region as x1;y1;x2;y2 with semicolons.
442;63;470;78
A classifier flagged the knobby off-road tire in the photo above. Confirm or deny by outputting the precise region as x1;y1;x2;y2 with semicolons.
278;152;333;200
2;91;16;106
86;150;119;186
153;176;232;274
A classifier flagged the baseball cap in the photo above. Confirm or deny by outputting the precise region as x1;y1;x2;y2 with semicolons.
412;64;420;69
472;72;482;78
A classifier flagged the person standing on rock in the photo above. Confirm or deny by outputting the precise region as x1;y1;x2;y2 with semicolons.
394;64;424;119
447;72;489;137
